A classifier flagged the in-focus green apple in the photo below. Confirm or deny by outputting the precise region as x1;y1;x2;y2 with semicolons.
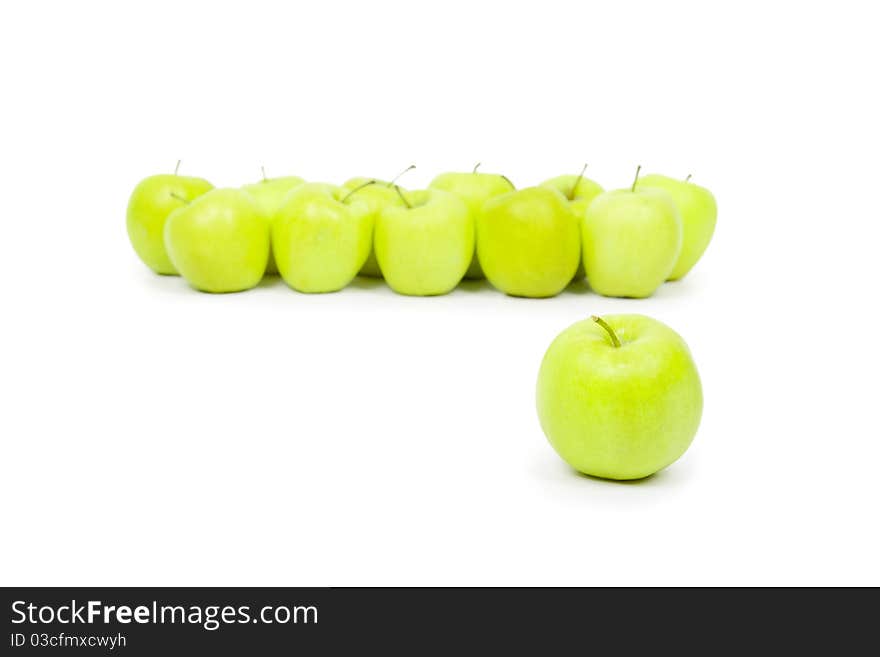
540;164;605;280
582;167;682;298
375;188;471;296
242;170;305;274
635;173;717;281
164;188;269;293
537;314;702;480
477;187;579;298
429;164;515;279
273;183;373;293
341;167;414;278
126;162;213;274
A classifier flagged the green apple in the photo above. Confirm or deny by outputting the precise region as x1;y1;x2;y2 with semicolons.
375;188;472;296
539;165;604;219
341;171;413;278
273;182;373;293
242;170;306;274
477;187;579;298
582;167;682;298
428;164;515;279
537;314;702;480
164;188;269;293
126;163;213;274
635;173;717;281
540;164;605;280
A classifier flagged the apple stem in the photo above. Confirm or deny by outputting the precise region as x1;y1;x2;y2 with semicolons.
341;179;377;203
473;162;481;174
394;185;412;209
500;175;515;191
388;164;416;187
569;163;588;200
631;165;642;192
169;192;190;205
174;160;181;176
262;165;268;181
591;315;621;348
685;174;693;183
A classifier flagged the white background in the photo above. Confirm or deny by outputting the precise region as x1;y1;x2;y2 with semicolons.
1;0;878;586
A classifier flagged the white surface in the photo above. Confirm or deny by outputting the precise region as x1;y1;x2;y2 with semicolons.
1;0;878;586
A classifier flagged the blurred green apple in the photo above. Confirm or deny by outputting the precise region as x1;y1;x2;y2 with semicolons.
375;188;471;296
273;183;372;293
164;188;269;293
428;164;515;279
477;187;579;298
242;170;305;274
341;171;412;278
540;164;604;280
537;314;702;480
582;168;682;298
126;163;213;275
636;173;717;281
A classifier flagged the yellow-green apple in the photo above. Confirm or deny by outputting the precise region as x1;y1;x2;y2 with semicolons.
242;170;305;274
375;188;471;296
273;183;373;293
540;164;604;280
537;314;702;480
428;163;515;279
635;173;717;281
540;164;604;218
477;187;579;298
126;163;213;274
164;188;269;293
341;168;414;278
582;167;682;298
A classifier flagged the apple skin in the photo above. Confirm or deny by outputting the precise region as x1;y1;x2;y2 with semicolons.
540;173;605;280
635;174;717;281
477;187;580;298
164;188;269;293
273;183;373;293
375;189;472;296
536;314;702;480
126;173;213;274
582;188;682;298
242;176;306;274
341;178;405;278
429;171;514;279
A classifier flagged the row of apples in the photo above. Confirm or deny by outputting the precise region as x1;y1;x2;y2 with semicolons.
126;163;716;297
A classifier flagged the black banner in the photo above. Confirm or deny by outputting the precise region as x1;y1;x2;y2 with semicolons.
1;587;875;653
